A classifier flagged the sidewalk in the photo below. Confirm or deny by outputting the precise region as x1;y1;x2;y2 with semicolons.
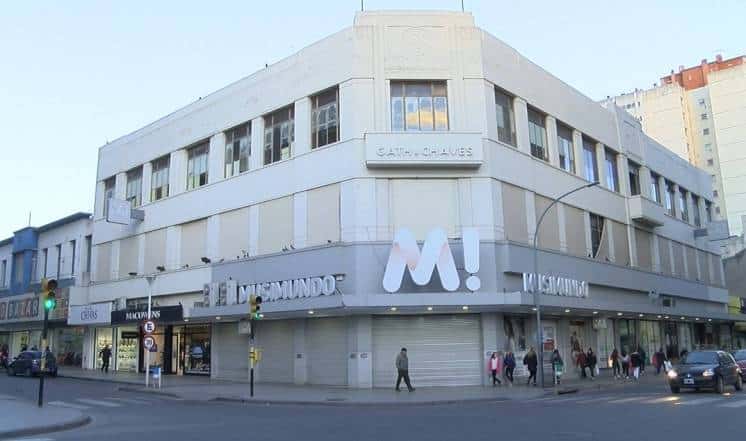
59;367;668;406
0;394;90;440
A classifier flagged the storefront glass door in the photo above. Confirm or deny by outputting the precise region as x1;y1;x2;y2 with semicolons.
116;327;139;372
95;328;114;370
181;325;211;375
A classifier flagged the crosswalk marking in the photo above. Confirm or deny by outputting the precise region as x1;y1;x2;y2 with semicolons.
76;398;121;407
611;396;651;403
642;396;680;404
677;397;722;406
48;400;90;410
719;399;746;408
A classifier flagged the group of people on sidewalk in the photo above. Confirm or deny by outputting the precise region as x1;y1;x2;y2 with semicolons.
487;348;538;387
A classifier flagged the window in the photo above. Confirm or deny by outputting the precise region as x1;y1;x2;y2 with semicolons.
707;159;714;166
55;244;62;279
650;172;662;204
125;167;142;208
85;235;92;273
604;149;619;192
713;190;718;197
582;138;599;182
664;181;676;216
703;128;710;135
263;106;294;165
678;189;689;222
42;248;48;278
590;213;605;258
0;260;6;287
103;177;115;218
186;142;209;190
692;195;701;227
311;87;339;149
706;201;713;222
70;240;76;276
494;88;516;145
150;155;170;201
557;123;575;173
704;143;712;151
698;98;706;106
628;161;641;196
716;206;721;215
701;113;708;120
13;253;23;285
390;81;448;131
527;107;548;161
224;123;250;177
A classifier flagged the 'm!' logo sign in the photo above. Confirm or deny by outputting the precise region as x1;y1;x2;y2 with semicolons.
382;228;480;293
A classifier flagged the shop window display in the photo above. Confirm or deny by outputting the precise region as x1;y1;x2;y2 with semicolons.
117;328;138;372
183;326;211;375
503;316;527;376
52;327;84;367
95;328;114;370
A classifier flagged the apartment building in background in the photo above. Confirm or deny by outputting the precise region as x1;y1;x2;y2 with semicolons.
609;55;746;244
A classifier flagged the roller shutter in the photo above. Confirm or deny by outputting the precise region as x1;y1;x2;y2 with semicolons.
213;322;248;381
372;315;482;387
306;318;348;386
256;320;294;383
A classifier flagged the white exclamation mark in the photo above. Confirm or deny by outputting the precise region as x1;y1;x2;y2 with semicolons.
462;228;480;291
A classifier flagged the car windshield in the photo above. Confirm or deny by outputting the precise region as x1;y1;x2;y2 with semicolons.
681;352;718;365
734;350;746;361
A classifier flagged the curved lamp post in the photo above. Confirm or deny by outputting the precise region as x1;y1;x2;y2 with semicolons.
534;181;598;388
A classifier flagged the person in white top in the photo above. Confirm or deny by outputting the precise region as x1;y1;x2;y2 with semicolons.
488;352;503;386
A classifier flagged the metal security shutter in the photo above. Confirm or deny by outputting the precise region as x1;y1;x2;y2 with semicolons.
306;318;348;386
213;322;248;381
256;320;294;383
373;315;482;387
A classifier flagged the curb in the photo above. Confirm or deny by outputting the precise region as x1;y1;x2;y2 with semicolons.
209;395;522;407
116;386;183;399
58;373;141;386
0;414;91;440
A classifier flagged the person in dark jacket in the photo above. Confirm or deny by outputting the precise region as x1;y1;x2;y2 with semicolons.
551;349;564;385
587;348;597;379
523;347;538;386
630;349;642;380
610;348;621;378
394;348;414;392
100;345;112;373
638;346;647;375
503;351;516;385
621;350;630;379
577;350;588;378
653;348;666;375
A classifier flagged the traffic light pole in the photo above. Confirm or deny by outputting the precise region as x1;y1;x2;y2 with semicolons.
38;308;49;407
249;319;255;397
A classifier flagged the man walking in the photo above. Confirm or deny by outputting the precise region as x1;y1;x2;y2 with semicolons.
100;345;112;373
523;347;538;386
395;348;415;392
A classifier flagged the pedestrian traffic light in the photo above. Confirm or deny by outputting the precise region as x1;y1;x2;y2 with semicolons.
40;278;58;311
249;294;262;319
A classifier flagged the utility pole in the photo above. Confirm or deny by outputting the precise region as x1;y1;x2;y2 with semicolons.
38;278;57;407
249;294;262;397
144;275;156;388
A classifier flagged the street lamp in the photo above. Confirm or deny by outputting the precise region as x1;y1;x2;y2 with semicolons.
144;274;156;388
533;181;598;388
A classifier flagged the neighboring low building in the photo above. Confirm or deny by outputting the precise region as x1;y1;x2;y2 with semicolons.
76;10;732;387
0;213;92;365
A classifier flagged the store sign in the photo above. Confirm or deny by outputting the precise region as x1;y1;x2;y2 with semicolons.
0;297;41;321
383;227;480;293
203;275;338;308
111;305;183;324
68;303;112;325
522;273;589;298
365;132;483;168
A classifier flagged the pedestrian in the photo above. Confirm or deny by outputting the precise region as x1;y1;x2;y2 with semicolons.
621;350;630;379
551;349;564;385
577;349;588;378
610;348;621;378
630;348;641;380
523;347;538;386
638;346;647;375
488;352;502;386
653;347;666;375
503;351;516;385
20;343;28;352
587;348;598;379
394;347;415;392
100;345;112;373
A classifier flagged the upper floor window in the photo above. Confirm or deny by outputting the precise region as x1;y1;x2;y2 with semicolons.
698;98;706;106
390;81;448;131
125;167;142;208
664;180;676;216
678;189;689;222
311;87;339;149
55;244;62;279
703;128;710;135
42;248;49;278
151;155;170;201
494;88;515;146
225;123;250;177
0;259;6;287
650;172;662;204
582;137;598;182
701;113;708;120
527;107;548;161
557;123;575;173
85;235;92;274
264;106;294;165
13;253;23;285
604;148;619;192
70;240;77;276
704;143;712;151
103;177;115;218
628;161;641;196
692;195;701;227
705;200;713;222
707;159;714;166
590;213;605;258
186;142;209;190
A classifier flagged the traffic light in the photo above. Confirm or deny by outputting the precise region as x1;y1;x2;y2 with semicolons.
249;294;262;320
41;278;58;311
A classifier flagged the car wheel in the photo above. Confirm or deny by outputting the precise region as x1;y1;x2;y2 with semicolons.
670;385;680;394
716;376;725;394
6;366;13;376
736;375;743;392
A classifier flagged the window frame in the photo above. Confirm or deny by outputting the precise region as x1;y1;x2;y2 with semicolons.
13;253;23;285
150;155;170;202
664;181;676;216
590;213;605;258
224;122;251;177
390;81;449;132
0;259;6;287
527;107;548;161
103;177;115;218
311;87;340;149
604;148;619;192
556;123;575;173
650;172;662;204
186;141;210;190
125;166;143;208
582;137;599;182
628;161;641;196
678;189;689;223
263;106;295;165
494;87;516;146
70;240;76;276
692;195;701;227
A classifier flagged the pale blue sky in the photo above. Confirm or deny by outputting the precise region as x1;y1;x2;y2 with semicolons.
1;0;743;239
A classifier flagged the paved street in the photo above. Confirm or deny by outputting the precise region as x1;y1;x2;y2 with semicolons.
2;375;745;441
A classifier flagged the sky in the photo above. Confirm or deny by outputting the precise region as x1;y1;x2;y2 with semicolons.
0;0;744;239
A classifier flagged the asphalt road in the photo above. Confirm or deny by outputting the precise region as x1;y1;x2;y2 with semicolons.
2;375;745;441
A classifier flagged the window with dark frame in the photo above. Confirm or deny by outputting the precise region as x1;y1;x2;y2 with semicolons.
186;142;209;190
70;240;76;276
628;161;641;196
494;88;516;146
692;195;701;227
706;200;713;222
125;166;143;208
650;172;662;204
590;213;605;258
224;123;250;177
55;244;61;279
678;189;689;222
263;106;294;165
557;123;575;173
311;87;339;149
85;235;92;274
582;137;599;182
103;177;115;218
150;155;170;201
664;180;676;216
604;148;619;192
527;107;548;161
390;81;448;131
